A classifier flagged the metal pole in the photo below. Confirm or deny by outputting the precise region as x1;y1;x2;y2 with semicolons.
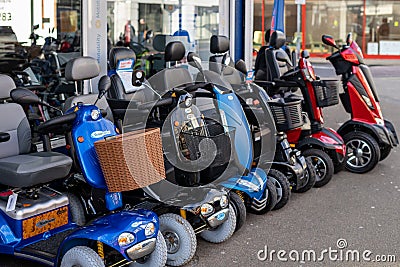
296;3;301;56
262;0;265;46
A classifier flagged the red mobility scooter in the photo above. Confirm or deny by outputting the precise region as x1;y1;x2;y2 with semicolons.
322;33;398;173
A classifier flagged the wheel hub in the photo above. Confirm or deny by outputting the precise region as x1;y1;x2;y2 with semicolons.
346;139;372;168
163;230;180;254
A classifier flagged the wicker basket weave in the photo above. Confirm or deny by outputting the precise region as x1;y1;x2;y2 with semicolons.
94;128;165;192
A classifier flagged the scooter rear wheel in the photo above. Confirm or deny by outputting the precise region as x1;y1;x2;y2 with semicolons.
302;149;334;188
343;131;380;173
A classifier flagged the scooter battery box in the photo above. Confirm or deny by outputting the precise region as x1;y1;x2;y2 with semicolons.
0;187;69;240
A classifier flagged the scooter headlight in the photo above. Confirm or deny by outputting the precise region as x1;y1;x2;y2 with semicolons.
201;203;214;216
375;118;384;126
144;222;155;236
184;96;192;107
220;195;229;208
118;232;135;247
91;109;100;120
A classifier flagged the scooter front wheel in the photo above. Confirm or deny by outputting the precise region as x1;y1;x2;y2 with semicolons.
292;158;317;193
302;149;334;188
268;168;291;210
159;213;197;266
200;205;236;243
61;246;105;267
229;191;247;232
343;132;380;173
130;231;167;267
380;145;392;161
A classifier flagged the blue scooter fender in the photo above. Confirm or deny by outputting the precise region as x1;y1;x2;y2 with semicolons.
220;168;268;201
56;209;159;263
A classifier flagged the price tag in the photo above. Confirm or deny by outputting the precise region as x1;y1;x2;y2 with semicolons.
6;192;18;212
246;70;254;84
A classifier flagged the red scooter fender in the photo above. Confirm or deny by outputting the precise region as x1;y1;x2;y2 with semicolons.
338;119;397;147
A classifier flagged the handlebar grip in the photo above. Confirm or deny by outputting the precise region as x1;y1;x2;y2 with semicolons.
184;82;213;92
37;112;77;134
138;97;174;110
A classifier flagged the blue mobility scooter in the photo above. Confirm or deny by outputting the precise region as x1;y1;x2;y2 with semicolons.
58;56;235;266
206;35;316;194
0;74;167;266
107;46;246;233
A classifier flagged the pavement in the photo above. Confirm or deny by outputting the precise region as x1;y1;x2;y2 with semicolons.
1;62;400;267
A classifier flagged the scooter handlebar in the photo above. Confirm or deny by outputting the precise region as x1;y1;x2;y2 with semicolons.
37;112;77;134
138;97;174;110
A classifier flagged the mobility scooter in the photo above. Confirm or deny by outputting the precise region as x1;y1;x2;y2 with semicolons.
322;33;398;173
254;31;346;186
206;35;316;194
0;74;167;267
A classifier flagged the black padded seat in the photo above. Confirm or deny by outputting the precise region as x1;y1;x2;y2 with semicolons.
0;152;72;188
0;74;72;188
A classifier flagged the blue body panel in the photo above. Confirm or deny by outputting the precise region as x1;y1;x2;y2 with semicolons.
220;168;268;200
57;209;159;263
212;87;269;203
68;104;118;190
214;89;253;169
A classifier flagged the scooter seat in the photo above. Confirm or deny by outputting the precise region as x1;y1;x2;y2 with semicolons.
0;152;72;188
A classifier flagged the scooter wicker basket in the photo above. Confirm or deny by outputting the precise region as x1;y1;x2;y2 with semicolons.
312;79;339;107
94;128;166;192
268;98;303;132
181;124;234;167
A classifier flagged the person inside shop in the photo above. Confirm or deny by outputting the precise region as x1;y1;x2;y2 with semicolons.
138;18;148;44
378;17;390;41
124;19;136;47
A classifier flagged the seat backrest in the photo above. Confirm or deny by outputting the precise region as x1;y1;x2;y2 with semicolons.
149;41;193;92
265;30;293;81
0;74;31;158
63;56;114;122
108;47;156;103
208;35;242;85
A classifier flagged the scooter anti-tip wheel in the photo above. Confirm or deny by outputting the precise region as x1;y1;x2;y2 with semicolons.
302;148;334;188
343;131;380;174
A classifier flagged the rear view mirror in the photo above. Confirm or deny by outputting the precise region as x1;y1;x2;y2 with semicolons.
97;75;111;100
346;33;353;46
301;50;310;59
11;88;42;105
235;59;248;74
187;52;203;71
322;35;339;49
132;70;145;86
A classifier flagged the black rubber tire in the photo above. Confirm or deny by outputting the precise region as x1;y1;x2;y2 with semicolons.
302;149;334;188
200;205;236;243
268;168;291;210
292;158;317;193
343;131;380;173
159;213;197;267
229;191;247;232
65;193;86;226
131;231;167;267
380;145;392;161
61;246;105;267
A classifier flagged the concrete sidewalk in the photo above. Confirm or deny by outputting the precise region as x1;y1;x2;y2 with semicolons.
310;56;400;66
